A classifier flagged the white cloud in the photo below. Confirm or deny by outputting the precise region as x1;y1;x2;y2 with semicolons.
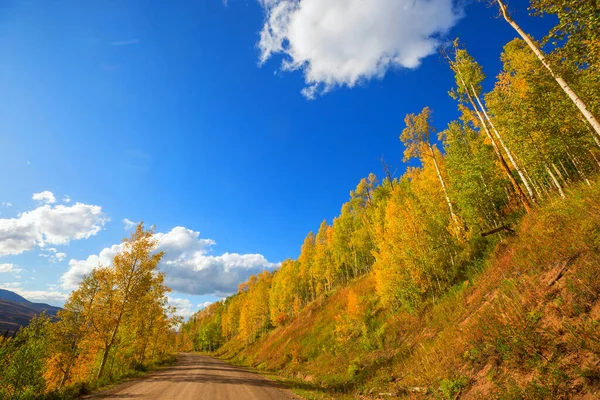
63;226;279;297
257;0;462;98
167;296;195;319
0;263;13;272
32;191;56;204
63;195;71;203
0;281;68;305
0;282;21;289
62;243;123;290
163;251;278;297
197;301;213;310
1;202;12;207
0;263;21;273
0;199;109;256
18;290;68;304
122;218;138;231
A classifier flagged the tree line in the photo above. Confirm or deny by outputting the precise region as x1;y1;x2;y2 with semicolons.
179;0;600;350
0;224;179;399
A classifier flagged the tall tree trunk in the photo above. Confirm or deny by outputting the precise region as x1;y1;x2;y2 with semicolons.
558;160;573;184
455;69;532;212
471;85;535;200
428;144;461;232
59;363;72;389
97;307;125;379
552;163;566;184
532;178;545;201
139;318;155;364
496;0;600;138
546;164;566;199
97;257;140;379
97;344;111;380
567;149;591;186
525;167;544;201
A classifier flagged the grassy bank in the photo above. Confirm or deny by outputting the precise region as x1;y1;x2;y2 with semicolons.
215;181;600;399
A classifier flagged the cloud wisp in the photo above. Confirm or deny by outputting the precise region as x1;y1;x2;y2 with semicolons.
257;0;463;98
0;263;22;274
32;191;56;204
122;218;138;231
111;39;141;46
39;248;67;263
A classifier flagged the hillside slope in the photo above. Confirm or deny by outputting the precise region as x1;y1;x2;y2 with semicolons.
0;289;30;303
0;290;61;334
216;182;600;399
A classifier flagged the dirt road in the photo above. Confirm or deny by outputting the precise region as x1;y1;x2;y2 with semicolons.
93;353;299;399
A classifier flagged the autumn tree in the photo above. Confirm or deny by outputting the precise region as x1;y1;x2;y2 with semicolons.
45;271;102;389
269;260;300;326
298;232;316;303
484;39;600;198
442;121;510;231
92;223;166;379
448;44;533;211
312;220;333;296
401;107;461;230
494;0;600;137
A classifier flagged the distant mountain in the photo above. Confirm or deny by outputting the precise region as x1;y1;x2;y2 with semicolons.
0;289;61;334
0;288;29;303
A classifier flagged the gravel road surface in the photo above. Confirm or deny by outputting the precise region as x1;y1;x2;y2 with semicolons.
93;353;299;400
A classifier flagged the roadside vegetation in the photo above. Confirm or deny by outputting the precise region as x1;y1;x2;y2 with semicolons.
211;181;600;398
1;0;598;398
0;225;179;400
178;1;600;398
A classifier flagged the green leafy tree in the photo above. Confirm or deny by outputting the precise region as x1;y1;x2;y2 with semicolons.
0;314;51;399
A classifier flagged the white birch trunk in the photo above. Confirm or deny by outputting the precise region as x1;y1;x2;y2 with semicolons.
546;164;566;199
429;144;459;228
471;85;536;200
454;67;532;212
496;0;600;139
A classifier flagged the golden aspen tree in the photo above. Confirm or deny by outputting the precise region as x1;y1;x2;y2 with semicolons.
449;42;536;202
95;223;165;379
486;39;599;196
269;260;299;326
298;232;316;303
442;121;510;231
401;107;462;235
324;225;337;292
46;270;102;389
331;206;355;282
448;46;533;212
312;220;331;297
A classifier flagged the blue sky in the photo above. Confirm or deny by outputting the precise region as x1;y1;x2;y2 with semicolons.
0;0;555;317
